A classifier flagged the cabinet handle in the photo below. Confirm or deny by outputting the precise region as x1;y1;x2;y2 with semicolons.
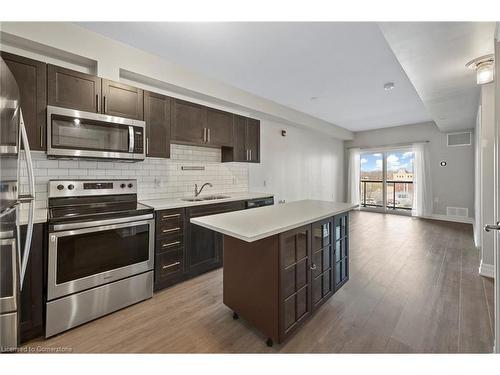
310;263;317;270
162;213;180;219
249;149;252;161
161;240;181;248
162;261;180;270
146;138;149;154
103;96;106;113
40;129;43;148
207;128;211;143
162;227;180;233
96;94;99;112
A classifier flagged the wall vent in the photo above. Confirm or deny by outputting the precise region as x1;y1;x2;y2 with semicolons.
446;207;469;218
447;132;471;147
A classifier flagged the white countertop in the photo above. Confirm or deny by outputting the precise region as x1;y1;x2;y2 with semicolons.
140;192;274;211
18;207;48;225
190;200;357;242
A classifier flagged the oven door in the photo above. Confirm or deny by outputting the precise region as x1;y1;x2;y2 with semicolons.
46;106;145;161
47;216;154;301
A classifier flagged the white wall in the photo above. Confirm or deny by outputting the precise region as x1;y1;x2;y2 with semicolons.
345;121;475;221
249;121;344;204
475;82;495;278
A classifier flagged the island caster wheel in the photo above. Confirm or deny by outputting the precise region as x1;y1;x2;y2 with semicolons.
266;338;273;347
233;312;239;320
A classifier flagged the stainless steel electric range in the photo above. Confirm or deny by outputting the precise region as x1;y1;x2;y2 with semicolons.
45;179;154;337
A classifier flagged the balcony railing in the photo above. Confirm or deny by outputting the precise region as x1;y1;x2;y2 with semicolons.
360;180;413;211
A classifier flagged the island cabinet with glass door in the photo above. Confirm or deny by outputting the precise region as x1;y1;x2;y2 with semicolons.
191;200;354;346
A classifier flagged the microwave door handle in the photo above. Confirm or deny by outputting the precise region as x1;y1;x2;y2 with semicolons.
128;126;134;153
18;109;35;290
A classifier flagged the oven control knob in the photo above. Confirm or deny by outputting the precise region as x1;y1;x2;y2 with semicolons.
57;184;64;190
68;184;75;190
128;183;133;188
120;183;126;189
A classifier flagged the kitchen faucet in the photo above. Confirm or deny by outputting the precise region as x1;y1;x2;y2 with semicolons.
194;182;213;197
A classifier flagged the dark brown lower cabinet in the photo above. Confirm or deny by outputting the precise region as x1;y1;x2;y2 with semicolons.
223;212;350;346
153;201;246;292
154;208;185;291
186;201;245;277
19;223;45;343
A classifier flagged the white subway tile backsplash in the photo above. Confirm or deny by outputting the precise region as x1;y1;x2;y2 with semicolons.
20;145;249;208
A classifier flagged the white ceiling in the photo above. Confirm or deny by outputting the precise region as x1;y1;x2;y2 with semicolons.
379;22;496;132
78;22;432;132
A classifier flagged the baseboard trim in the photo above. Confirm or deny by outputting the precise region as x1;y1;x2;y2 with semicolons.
422;214;474;225
479;261;495;278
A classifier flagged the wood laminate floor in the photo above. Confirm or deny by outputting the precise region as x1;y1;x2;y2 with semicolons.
26;211;494;353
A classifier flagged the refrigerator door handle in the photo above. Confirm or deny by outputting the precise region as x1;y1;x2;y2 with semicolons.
18;109;35;290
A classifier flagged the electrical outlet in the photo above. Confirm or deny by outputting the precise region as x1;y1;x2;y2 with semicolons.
154;177;161;187
263;180;267;187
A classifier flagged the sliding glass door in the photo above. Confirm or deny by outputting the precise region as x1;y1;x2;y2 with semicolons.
360;149;414;214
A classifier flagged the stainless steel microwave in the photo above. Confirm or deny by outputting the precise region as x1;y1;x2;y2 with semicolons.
46;106;145;161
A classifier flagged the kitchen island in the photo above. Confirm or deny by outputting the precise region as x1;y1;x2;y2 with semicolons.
191;200;356;346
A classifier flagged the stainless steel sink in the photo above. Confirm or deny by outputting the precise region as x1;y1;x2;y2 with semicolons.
182;195;230;202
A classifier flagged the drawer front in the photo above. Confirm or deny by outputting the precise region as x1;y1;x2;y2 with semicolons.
156;235;183;253
155;249;184;288
157;221;183;237
156;209;184;239
157;209;184;222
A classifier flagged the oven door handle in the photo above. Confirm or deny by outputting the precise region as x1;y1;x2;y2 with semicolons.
51;214;153;232
128;126;134;153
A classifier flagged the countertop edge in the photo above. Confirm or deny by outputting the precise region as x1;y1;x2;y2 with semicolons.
190;205;354;242
140;192;274;211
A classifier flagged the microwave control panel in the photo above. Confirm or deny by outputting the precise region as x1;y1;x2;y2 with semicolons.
133;127;144;154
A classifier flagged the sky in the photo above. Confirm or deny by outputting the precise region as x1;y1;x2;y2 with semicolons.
360;151;414;172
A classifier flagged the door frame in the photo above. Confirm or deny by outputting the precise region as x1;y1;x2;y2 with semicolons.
493;38;500;354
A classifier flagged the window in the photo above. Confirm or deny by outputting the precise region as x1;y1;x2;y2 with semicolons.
360;149;414;213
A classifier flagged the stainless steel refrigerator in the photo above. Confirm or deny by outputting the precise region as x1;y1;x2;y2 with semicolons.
0;56;35;352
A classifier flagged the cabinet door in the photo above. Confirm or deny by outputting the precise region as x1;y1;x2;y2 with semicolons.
144;91;171;158
334;213;349;290
186;201;245;277
310;218;334;310
246;118;260;163
171;99;206;145
233;115;247;161
206;108;233;147
1;52;47;151
47;64;101;113
19;224;44;343
279;224;312;340
102;79;144;120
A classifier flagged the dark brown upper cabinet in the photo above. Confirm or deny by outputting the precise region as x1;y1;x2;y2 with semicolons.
171;99;206;145
246;118;260;162
222;115;260;163
48;64;101;113
102;79;143;120
144;91;171;158
48;65;144;120
206;108;233;147
1;52;47;151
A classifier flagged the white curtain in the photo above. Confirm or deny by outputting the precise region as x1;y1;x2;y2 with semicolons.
412;142;433;217
347;148;361;208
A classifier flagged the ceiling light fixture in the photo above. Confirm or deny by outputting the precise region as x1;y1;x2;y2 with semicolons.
466;54;494;85
383;82;394;91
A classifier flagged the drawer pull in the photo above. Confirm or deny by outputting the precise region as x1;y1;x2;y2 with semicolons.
162;261;180;270
161;241;181;248
162;213;180;219
162;227;180;233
